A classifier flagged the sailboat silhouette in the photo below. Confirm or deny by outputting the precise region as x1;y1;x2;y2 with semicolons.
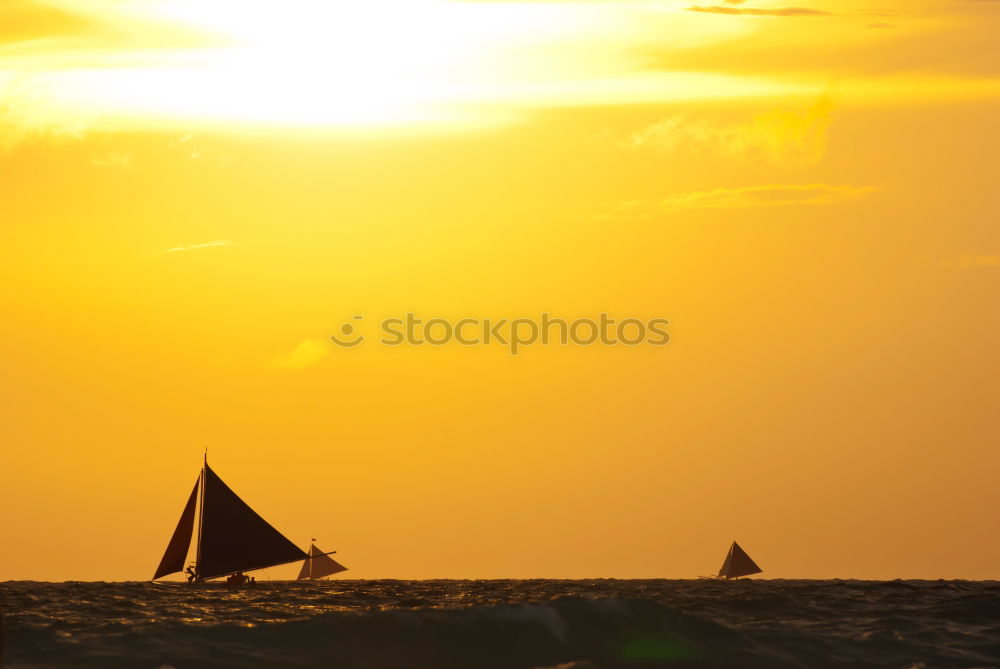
297;542;348;580
152;454;331;582
717;541;763;579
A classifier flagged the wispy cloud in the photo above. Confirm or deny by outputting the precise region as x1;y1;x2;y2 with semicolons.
603;183;876;219
164;240;233;253
659;183;876;209
91;152;132;169
626;94;834;168
0;96;87;151
942;254;1000;269
0;0;97;45
274;339;329;370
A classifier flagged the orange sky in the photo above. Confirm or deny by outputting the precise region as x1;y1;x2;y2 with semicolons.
1;0;999;581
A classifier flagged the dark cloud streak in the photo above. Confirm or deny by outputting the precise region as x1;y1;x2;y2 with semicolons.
688;6;833;17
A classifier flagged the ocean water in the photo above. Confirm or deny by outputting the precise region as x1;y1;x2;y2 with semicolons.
2;580;999;669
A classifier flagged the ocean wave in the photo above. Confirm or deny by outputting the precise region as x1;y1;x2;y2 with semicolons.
2;580;999;668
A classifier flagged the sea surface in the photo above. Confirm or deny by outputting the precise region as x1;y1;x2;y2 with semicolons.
2;580;999;669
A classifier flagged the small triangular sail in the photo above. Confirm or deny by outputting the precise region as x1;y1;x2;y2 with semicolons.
297;543;348;580
198;464;307;579
153;478;200;580
296;555;311;580
718;541;762;579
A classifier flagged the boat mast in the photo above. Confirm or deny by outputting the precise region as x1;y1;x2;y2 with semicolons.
195;449;207;580
305;541;311;579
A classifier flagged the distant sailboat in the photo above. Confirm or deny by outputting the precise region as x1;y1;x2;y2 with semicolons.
297;542;348;580
153;455;329;582
717;541;763;579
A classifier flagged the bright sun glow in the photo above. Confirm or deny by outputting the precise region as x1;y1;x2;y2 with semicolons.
32;0;607;126
128;0;575;123
2;0;803;131
3;0;997;134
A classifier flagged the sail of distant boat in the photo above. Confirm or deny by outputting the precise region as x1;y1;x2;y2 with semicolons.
296;543;348;580
153;454;315;581
718;541;762;579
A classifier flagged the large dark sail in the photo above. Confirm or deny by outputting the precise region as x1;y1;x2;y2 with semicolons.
198;464;307;579
153;478;200;580
718;541;763;579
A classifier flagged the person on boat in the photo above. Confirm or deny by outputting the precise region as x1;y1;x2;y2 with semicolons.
185;566;197;583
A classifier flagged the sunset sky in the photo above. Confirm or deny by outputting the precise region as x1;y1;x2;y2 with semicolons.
1;0;998;581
